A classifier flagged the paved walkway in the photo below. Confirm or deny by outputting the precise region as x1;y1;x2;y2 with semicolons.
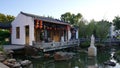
0;62;9;68
3;45;25;50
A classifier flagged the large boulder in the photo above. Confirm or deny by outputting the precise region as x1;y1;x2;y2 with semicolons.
3;59;21;68
24;46;39;56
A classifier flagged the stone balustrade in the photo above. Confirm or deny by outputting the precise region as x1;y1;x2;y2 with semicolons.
34;40;80;52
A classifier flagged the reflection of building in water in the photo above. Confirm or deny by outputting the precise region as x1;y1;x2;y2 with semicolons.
32;57;87;68
87;57;98;68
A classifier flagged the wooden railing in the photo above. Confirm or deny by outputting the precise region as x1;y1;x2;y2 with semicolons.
33;40;80;52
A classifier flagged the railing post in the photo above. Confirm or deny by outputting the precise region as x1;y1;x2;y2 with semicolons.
52;41;55;47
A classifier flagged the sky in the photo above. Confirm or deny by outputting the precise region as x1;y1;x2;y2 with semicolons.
0;0;120;22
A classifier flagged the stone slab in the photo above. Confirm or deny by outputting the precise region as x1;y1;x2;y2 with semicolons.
0;62;9;68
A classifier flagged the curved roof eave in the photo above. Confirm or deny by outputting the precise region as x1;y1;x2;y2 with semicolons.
20;11;71;26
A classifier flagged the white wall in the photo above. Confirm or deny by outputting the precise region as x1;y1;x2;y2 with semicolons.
68;30;71;41
11;13;34;45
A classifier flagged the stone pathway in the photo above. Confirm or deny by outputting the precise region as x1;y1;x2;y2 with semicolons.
0;62;9;68
3;45;24;50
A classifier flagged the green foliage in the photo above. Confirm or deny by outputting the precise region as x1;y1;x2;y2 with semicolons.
78;18;87;38
86;19;96;37
78;19;110;40
113;16;120;30
80;41;90;48
95;20;110;39
0;13;15;23
0;30;10;45
116;50;120;56
0;30;10;41
56;12;111;40
60;12;82;26
0;41;10;45
116;35;120;39
0;45;3;51
114;50;120;62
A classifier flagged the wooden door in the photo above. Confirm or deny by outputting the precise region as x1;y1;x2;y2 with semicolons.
25;26;29;45
53;31;60;42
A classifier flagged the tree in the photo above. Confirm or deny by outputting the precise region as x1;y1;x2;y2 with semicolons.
86;19;96;38
95;20;111;40
60;12;82;26
78;18;87;38
0;13;14;44
113;16;120;30
79;19;110;39
0;13;6;23
6;15;15;23
0;13;15;23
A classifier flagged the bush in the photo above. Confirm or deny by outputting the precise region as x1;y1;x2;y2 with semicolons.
116;50;120;56
0;45;3;51
0;41;10;45
80;41;90;48
0;30;10;41
114;50;120;62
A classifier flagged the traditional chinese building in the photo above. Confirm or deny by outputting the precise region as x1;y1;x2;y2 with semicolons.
11;12;79;52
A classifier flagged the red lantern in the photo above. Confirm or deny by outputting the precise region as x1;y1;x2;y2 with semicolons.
66;26;70;31
35;20;39;29
39;20;43;29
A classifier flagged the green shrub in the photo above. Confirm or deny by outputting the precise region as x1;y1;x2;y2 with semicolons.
0;41;10;45
0;45;3;51
80;41;90;48
0;30;10;41
116;50;120;56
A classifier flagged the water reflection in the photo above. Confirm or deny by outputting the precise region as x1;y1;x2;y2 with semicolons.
87;57;98;68
32;59;83;68
15;47;120;68
30;52;108;68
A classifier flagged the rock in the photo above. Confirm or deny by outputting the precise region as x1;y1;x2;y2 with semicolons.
0;62;9;68
0;51;4;55
4;49;14;55
7;59;16;63
3;60;14;67
24;46;39;56
20;60;31;66
104;61;116;66
4;49;14;58
44;53;50;58
3;59;21;68
0;55;6;62
13;63;21;68
0;51;7;62
54;52;74;61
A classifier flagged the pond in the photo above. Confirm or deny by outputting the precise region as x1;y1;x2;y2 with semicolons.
15;46;120;68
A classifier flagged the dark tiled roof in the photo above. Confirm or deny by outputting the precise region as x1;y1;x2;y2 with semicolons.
0;23;11;29
20;12;70;26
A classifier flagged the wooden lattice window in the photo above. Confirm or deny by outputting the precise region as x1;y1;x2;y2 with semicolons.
16;27;20;39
